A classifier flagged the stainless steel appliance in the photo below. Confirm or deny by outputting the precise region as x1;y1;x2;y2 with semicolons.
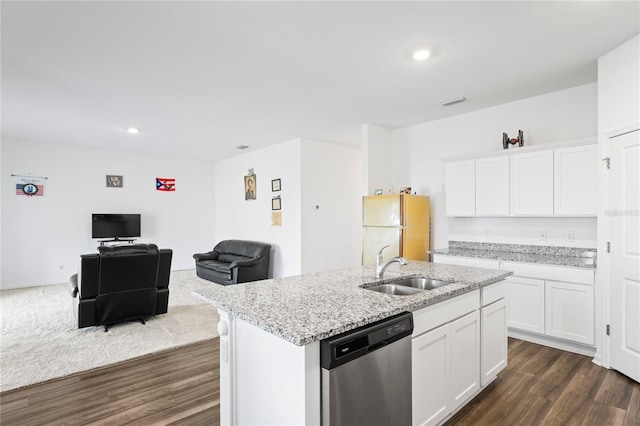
320;312;413;425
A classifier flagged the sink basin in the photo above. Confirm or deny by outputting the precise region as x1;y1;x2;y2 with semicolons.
388;277;454;290
366;284;424;296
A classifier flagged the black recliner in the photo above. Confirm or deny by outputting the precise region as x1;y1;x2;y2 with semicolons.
193;240;271;285
69;243;172;329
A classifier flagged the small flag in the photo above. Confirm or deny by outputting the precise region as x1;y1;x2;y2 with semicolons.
15;177;46;197
156;177;176;192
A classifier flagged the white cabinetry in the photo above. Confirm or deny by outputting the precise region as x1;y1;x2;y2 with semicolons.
545;280;594;345
445;160;475;216
411;290;480;426
476;156;510;216
553;144;598;215
434;255;596;355
503;261;595;347
510;149;554;215
507;276;545;333
443;140;597;217
480;281;508;386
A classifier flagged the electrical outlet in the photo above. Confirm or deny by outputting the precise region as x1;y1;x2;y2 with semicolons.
485;229;490;239
566;231;574;241
539;230;547;241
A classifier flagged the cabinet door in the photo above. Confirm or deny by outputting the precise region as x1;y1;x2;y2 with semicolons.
507;276;545;333
481;299;508;386
553;145;598;215
545;281;594;345
476;156;509;216
412;325;450;426
445;160;475;216
510;150;554;215
449;310;481;411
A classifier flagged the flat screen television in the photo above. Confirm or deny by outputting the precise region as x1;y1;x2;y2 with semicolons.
92;213;141;240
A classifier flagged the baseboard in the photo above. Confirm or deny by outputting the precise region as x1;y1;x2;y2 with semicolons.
508;328;596;358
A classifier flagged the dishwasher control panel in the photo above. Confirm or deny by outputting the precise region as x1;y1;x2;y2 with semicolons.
320;312;413;369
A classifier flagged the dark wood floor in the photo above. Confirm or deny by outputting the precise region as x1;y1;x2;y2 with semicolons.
1;337;638;425
0;339;219;425
446;338;640;426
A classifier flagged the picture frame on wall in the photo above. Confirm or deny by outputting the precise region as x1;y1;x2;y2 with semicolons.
245;175;256;200
106;175;123;188
271;178;281;192
272;197;281;211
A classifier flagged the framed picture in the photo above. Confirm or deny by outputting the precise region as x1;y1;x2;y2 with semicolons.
244;175;256;200
271;178;281;192
106;175;123;188
272;197;281;211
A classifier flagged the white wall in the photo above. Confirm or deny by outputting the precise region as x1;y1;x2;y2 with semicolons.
1;139;215;289
301;139;362;274
362;124;393;195
598;34;640;134
214;139;303;278
392;83;598;250
213;137;363;278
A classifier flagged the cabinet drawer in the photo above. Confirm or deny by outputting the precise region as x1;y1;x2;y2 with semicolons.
501;261;594;285
412;290;480;337
482;280;508;307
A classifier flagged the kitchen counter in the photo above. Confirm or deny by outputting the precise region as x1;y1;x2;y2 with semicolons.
193;261;511;346
433;241;597;269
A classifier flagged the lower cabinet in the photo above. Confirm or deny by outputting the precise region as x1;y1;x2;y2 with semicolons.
545;280;594;345
436;255;596;350
412;310;480;426
504;261;595;347
507;276;545;333
481;298;508;386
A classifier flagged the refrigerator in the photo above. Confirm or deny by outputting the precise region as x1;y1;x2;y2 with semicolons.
362;194;430;266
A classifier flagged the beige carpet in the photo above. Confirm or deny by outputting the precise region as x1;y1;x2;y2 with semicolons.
0;269;220;392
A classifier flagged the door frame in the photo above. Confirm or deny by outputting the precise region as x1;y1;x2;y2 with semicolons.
597;121;640;369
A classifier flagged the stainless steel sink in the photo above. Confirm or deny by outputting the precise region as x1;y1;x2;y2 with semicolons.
366;284;424;296
388;277;454;290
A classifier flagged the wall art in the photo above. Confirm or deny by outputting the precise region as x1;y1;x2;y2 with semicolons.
245;175;256;200
156;177;176;191
106;175;123;188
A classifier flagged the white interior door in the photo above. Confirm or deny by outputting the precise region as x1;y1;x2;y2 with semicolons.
609;129;640;383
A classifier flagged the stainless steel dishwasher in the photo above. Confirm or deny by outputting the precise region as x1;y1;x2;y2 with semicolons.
320;311;413;425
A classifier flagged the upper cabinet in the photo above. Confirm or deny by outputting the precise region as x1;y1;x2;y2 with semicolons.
445;160;476;216
444;140;597;217
476;156;510;216
553;145;598;215
510;150;554;215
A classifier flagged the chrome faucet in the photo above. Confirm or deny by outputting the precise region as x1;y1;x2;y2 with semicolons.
375;245;408;279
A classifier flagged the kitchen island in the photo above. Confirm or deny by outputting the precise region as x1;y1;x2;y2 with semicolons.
194;261;512;425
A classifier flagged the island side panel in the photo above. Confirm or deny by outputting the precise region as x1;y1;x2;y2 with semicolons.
218;309;321;425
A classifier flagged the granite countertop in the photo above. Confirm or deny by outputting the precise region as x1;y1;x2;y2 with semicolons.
193;262;511;346
432;241;597;269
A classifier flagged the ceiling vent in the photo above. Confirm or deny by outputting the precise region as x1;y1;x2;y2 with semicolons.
235;145;250;150
439;96;467;106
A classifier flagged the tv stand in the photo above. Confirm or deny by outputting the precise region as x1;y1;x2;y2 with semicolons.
98;238;137;247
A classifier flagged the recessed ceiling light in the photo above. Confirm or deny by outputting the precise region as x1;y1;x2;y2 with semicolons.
127;127;139;135
413;49;431;61
235;145;250;150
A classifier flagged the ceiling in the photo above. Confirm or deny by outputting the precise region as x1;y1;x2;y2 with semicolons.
2;1;639;162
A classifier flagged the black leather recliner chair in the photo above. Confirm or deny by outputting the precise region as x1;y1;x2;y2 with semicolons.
69;243;172;329
193;240;271;285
